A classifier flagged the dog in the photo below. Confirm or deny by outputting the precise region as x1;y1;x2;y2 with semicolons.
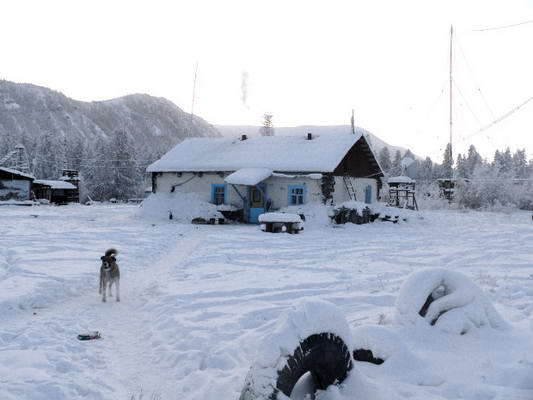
99;248;120;302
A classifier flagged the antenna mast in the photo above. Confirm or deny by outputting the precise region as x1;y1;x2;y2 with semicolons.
190;62;199;125
350;109;355;134
449;25;453;159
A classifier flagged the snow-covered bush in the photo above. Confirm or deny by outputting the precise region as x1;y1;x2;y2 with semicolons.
137;192;224;222
415;181;451;210
394;268;509;335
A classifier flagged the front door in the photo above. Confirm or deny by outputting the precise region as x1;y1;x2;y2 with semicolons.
365;185;372;204
248;185;265;223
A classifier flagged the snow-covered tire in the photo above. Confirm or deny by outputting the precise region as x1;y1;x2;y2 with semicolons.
239;299;353;400
394;268;509;334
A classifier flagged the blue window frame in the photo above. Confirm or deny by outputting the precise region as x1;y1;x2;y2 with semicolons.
211;184;227;205
288;185;306;205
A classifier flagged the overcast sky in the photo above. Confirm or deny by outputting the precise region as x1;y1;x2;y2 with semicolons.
2;0;532;161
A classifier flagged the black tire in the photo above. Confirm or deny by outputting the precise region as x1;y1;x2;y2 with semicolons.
240;333;352;400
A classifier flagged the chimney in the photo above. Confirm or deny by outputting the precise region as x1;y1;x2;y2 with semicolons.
241;134;247;141
307;133;313;140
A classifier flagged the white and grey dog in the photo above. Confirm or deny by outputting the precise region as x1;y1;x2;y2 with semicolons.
99;248;120;302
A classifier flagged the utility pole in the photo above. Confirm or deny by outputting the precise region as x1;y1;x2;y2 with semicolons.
449;25;453;160
190;62;199;127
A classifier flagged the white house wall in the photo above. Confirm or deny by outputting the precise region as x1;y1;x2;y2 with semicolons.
155;172;377;208
332;177;378;205
155;172;322;209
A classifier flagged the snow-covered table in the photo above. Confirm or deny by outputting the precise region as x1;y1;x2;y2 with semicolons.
259;212;304;234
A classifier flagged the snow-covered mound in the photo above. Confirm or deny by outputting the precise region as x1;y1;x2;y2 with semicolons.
276;202;332;229
137;193;223;222
351;325;444;386
394;268;509;334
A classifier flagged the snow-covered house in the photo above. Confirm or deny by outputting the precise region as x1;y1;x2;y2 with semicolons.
147;131;384;223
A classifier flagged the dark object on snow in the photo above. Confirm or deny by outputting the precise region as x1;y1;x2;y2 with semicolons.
353;349;384;365
191;217;207;224
219;208;244;222
77;331;101;341
169;211;173;220
333;206;376;225
418;292;447;326
208;217;225;225
240;333;352;400
419;293;434;318
261;221;303;234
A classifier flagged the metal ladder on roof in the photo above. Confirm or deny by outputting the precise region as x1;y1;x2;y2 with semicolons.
343;175;357;201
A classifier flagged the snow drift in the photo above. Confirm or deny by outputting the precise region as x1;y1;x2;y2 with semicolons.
137;193;224;222
394;268;509;334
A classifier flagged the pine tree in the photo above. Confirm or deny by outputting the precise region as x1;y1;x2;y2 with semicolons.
378;146;392;174
33;132;63;179
418;157;434;181
465;145;481;178
391;150;402;176
259;114;274;136
108;129;141;200
84;136;110;200
442;143;453;178
403;149;415;160
455;153;468;178
512;149;528;179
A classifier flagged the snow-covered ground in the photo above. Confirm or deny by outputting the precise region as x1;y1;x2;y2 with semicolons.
1;204;532;399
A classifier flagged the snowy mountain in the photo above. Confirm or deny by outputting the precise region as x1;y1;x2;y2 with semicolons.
0;80;220;156
215;125;415;158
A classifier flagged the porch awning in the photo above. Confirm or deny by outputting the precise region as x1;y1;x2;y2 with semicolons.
224;168;272;186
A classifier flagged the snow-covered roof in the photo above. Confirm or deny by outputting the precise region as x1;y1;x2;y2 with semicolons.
59;175;80;181
0;167;35;180
147;132;364;173
225;168;273;186
33;180;77;190
387;176;414;183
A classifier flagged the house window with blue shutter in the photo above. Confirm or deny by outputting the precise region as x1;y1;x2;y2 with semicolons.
288;185;306;205
211;184;227;205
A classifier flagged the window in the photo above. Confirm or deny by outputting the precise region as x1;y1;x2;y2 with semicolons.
288;185;305;205
211;184;226;205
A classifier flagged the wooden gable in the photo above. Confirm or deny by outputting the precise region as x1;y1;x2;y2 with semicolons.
332;135;383;178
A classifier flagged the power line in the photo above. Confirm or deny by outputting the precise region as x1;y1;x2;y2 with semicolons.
465;95;533;139
454;32;496;120
475;18;533;32
452;79;483;125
